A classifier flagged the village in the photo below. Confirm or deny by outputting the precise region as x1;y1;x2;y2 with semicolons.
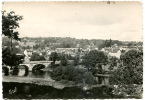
2;37;142;77
4;37;142;60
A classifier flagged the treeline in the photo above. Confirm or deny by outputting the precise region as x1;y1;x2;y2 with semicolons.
3;36;142;50
20;37;125;50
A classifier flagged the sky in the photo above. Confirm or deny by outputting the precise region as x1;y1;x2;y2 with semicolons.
2;1;143;41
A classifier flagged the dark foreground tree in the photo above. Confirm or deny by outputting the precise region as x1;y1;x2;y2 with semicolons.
110;50;143;85
2;47;25;68
2;11;23;50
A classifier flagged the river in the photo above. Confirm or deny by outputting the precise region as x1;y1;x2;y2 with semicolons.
3;66;109;85
4;66;53;79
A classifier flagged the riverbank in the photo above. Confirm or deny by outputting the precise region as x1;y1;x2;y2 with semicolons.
3;76;74;89
3;82;142;99
3;76;142;99
1;82;118;99
3;76;111;89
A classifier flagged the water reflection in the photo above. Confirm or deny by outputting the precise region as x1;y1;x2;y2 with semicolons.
33;64;45;70
2;67;9;76
29;70;46;78
95;76;109;85
9;66;29;77
18;69;26;76
30;70;52;79
7;66;52;79
11;67;19;75
98;77;109;85
4;66;109;85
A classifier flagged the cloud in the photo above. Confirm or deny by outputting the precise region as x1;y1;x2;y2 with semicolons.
2;2;142;41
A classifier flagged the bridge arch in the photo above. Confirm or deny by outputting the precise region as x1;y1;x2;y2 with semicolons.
32;64;46;70
19;65;29;69
19;61;53;71
18;65;29;76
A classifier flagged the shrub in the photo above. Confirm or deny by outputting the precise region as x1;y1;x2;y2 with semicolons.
53;65;95;85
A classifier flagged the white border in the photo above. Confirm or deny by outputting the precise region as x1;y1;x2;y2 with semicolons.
0;0;144;100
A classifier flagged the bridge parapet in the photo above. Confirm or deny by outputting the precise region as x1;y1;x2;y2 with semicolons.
19;61;53;71
30;61;53;63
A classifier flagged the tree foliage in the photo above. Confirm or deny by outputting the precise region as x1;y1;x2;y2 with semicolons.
60;54;68;66
33;44;40;50
2;40;19;47
49;52;58;63
108;57;119;70
82;50;108;69
110;50;143;85
2;47;25;67
75;72;95;85
52;65;95;85
120;50;143;67
2;11;23;41
98;39;122;49
30;53;46;61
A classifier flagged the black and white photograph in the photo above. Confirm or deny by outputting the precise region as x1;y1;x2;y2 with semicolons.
2;1;143;99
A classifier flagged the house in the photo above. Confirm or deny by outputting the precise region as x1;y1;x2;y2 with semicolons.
15;45;20;48
108;48;121;58
45;47;50;51
76;65;86;69
82;45;91;52
101;47;122;58
40;49;46;56
23;56;30;63
55;60;74;66
46;50;56;56
55;48;79;53
33;49;43;55
67;52;76;57
125;46;142;52
55;48;81;57
25;49;33;57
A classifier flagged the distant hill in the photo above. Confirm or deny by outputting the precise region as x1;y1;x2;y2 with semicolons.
2;37;142;50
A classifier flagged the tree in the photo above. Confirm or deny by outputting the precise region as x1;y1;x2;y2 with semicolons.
2;38;19;47
25;45;31;49
98;39;118;49
74;57;79;66
110;50;143;85
49;52;58;65
2;11;23;50
52;64;95;85
60;54;68;66
120;50;142;67
108;57;118;71
30;53;46;61
2;47;25;68
40;43;45;49
33;44;40;50
74;49;81;66
82;50;108;71
75;72;95;86
105;39;112;47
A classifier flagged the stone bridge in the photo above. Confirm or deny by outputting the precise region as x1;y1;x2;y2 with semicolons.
19;61;53;71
